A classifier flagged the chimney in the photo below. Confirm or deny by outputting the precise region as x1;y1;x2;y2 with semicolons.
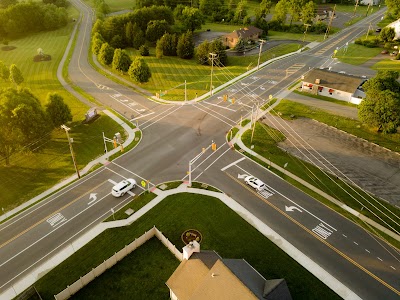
182;240;200;260
315;78;320;84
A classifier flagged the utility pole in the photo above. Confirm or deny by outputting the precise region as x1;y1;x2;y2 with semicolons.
302;24;311;43
257;39;266;70
102;132;108;157
365;3;370;16
352;0;359;17
61;125;80;179
184;80;187;101
365;22;372;40
324;4;336;40
209;53;217;96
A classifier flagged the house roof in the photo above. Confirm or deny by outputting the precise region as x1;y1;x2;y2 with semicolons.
166;251;292;300
224;26;263;40
302;69;364;93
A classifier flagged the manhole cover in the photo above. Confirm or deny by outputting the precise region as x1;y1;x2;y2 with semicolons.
181;229;202;244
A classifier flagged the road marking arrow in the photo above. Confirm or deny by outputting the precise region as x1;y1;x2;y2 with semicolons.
285;205;302;213
88;193;97;205
238;174;248;179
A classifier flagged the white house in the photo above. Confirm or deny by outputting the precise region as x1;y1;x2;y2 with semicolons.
360;0;380;5
301;69;366;105
386;18;400;40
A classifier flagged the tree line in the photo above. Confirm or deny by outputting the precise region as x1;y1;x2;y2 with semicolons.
0;0;68;39
0;61;72;165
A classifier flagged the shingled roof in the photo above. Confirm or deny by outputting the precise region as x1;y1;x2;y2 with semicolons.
166;251;292;300
224;26;263;40
303;69;364;93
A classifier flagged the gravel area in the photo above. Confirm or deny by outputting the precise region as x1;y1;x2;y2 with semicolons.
263;100;400;207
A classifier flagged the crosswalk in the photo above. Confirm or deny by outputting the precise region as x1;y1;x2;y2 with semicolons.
257;187;275;199
286;64;305;77
46;213;67;228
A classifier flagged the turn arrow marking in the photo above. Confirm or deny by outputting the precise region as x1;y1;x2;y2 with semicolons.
88;193;97;205
285;205;302;213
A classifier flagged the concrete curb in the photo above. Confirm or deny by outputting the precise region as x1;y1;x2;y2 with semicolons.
0;183;361;300
0;110;138;223
230;98;400;242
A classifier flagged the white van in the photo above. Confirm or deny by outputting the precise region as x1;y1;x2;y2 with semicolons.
111;178;137;197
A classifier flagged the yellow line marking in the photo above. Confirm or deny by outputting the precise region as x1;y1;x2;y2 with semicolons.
226;172;400;295
0;181;108;250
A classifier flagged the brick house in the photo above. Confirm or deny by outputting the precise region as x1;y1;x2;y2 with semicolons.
223;26;263;49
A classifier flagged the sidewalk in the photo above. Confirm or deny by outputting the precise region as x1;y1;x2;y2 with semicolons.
0;110;139;223
0;182;362;300
229;94;400;242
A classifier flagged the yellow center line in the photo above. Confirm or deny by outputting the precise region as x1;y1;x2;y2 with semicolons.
225;172;400;295
0;181;108;250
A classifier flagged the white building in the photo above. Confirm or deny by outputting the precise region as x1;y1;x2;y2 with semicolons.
386;18;400;40
360;0;380;5
301;69;366;105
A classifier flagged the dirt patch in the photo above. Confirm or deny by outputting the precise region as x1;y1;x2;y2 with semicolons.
263;116;400;206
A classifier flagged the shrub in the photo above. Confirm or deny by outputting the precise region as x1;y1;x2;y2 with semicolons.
139;45;149;56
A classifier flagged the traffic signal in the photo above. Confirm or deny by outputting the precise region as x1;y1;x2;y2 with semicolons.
120;144;124;152
231;97;235;104
113;138;117;148
223;94;228;101
211;142;217;151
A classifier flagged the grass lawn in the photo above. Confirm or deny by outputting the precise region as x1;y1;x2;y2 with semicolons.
104;0;136;13
335;43;383;65
34;193;341;300
372;58;400;71
106;43;301;101
293;90;358;108
71;237;180;300
0;8;131;213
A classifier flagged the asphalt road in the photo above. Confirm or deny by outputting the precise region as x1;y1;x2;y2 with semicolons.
0;2;399;299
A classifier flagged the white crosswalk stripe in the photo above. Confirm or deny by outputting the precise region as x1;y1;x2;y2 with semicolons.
46;213;67;227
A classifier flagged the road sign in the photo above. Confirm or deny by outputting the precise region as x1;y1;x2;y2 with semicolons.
269;94;273;100
141;180;146;187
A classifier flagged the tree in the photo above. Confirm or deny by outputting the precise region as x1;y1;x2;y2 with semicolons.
132;24;145;49
92;33;104;55
385;0;400;19
255;0;272;23
301;1;316;25
272;0;288;24
112;49;132;72
359;90;400;134
146;20;170;43
233;0;247;24
287;0;303;25
0;61;10;81
9;64;24;86
139;45;149;56
0;0;17;9
125;21;134;46
97;42;114;65
380;27;395;43
234;38;246;52
128;57;151;83
359;71;400;133
158;33;178;56
180;7;204;32
196;40;210;64
177;31;195;59
156;39;163;58
110;34;124;49
0;88;49;165
45;93;72;128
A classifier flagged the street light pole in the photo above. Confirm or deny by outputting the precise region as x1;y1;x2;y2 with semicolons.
61;125;80;179
209;53;217;95
257;39;265;70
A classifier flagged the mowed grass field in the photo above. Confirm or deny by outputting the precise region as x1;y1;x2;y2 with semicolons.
110;43;301;101
35;193;341;300
0;9;126;212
